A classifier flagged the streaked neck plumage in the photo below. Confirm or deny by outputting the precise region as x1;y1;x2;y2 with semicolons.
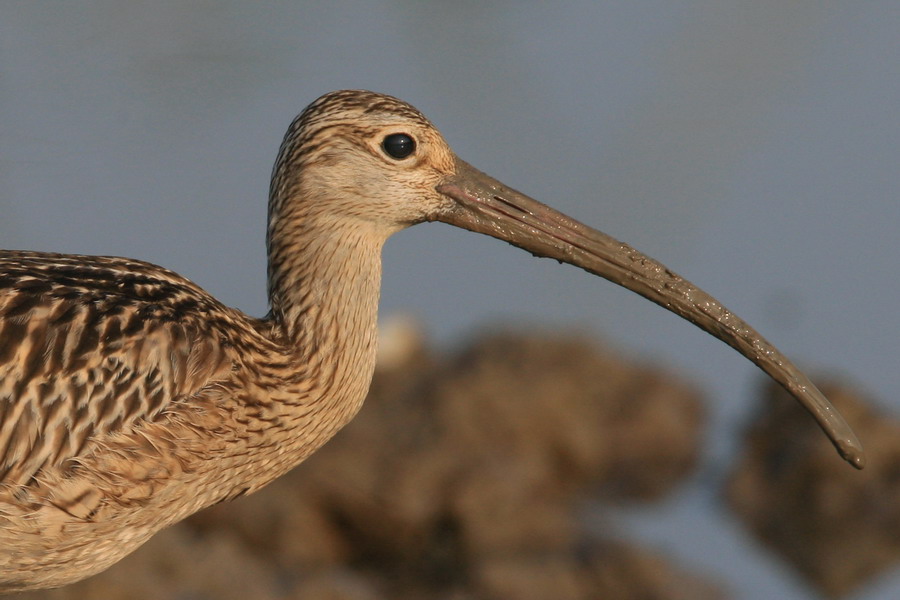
265;159;387;434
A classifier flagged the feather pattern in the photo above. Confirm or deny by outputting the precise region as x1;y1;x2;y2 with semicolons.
0;252;227;486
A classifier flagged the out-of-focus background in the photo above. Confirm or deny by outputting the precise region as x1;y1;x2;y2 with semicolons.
2;2;898;599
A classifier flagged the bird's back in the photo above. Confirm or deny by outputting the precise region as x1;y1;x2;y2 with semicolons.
0;250;241;590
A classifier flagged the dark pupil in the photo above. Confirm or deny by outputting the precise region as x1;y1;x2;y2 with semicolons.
382;133;415;159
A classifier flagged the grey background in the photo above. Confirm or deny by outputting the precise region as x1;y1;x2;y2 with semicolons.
2;2;898;598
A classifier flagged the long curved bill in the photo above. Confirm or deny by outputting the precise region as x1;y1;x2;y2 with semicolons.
434;158;864;469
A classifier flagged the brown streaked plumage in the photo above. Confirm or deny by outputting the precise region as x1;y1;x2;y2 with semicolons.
0;90;864;592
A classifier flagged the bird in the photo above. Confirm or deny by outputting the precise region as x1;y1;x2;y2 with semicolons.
0;90;864;592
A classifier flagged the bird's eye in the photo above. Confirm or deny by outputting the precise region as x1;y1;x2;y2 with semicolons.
382;133;416;160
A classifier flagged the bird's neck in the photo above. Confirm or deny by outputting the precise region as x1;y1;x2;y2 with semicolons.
266;214;385;421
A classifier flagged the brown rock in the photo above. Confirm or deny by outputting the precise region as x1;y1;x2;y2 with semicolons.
726;380;900;597
475;555;587;600
472;540;729;600
450;460;577;557
583;539;728;600
433;332;706;502
288;569;385;600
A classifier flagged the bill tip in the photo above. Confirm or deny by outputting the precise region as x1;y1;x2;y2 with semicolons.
842;446;866;470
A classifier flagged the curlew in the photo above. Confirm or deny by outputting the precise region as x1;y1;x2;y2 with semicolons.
0;90;863;592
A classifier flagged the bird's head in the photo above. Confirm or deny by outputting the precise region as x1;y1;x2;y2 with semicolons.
268;89;864;470
269;90;458;236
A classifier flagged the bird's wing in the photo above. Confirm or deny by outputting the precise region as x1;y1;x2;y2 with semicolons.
0;251;233;491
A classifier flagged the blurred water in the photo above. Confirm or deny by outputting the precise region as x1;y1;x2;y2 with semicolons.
2;2;899;598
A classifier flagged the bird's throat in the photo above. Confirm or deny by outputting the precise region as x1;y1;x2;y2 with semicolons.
268;222;385;421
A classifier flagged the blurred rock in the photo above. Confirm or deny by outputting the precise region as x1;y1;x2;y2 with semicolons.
13;329;715;600
473;539;727;600
582;539;727;600
726;380;900;598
